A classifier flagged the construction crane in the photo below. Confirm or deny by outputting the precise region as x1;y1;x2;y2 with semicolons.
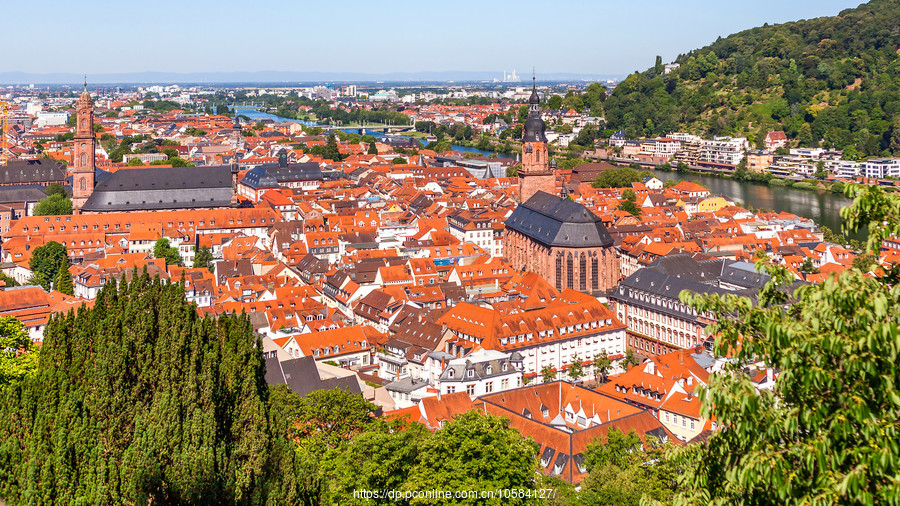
0;101;7;166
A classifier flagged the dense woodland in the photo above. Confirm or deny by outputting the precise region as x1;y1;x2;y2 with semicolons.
601;0;900;159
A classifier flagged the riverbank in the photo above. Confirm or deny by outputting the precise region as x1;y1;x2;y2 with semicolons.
654;165;849;197
608;157;898;196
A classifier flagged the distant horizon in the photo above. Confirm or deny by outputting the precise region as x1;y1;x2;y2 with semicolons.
0;69;625;87
5;0;861;82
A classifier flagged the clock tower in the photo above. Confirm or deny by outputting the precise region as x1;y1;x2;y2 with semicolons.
72;80;95;213
518;77;556;203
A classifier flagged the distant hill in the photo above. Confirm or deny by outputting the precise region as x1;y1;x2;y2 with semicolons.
602;0;900;158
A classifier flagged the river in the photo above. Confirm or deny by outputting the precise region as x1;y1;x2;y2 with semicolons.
234;108;856;238
648;170;862;240
233;107;515;159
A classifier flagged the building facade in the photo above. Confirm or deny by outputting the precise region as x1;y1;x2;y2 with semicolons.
72;86;96;213
504;192;619;294
518;79;556;203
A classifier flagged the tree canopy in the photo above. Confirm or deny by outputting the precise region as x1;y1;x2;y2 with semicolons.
601;0;900;156
153;238;181;266
33;194;72;216
591;167;652;189
663;183;900;505
0;272;291;504
28;241;69;291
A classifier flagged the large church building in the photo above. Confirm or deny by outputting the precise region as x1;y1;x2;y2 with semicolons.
504;80;619;294
71;85;242;214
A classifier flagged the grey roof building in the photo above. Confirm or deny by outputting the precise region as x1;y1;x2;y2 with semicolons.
505;191;614;248
240;162;322;191
264;355;362;397
81;165;235;212
0;159;67;187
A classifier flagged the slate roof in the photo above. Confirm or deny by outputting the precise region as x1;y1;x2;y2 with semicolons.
0;185;51;204
0;159;67;186
645;254;724;283
505;191;613;248
241;162;322;190
82;165;234;212
264;355;362;397
613;269;756;322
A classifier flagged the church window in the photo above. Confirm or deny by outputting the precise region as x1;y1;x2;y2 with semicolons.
579;254;587;291
79;178;86;191
566;254;574;289
592;257;599;290
555;255;562;290
80;153;88;167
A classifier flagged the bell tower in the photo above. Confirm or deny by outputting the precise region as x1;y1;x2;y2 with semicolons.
518;76;555;203
72;78;95;213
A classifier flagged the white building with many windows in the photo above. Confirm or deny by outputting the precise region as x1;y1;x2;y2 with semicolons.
436;349;524;398
862;158;900;179
698;136;748;166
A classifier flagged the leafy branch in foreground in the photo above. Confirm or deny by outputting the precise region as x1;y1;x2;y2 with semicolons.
655;184;900;505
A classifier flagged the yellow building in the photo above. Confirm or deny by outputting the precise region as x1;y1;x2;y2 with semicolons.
747;150;774;173
697;196;730;213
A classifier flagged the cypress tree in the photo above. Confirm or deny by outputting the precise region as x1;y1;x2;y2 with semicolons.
53;262;74;295
0;270;285;504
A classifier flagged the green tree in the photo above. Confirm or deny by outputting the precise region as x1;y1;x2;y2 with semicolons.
0;316;39;385
33;193;72;216
28;241;68;291
404;410;539;505
667;184;900;505
851;252;877;271
54;262;74;296
126;157;144;166
820;225;843;244
798;257;820;274
548;95;563;110
0;273;285;504
517;105;529;123
585;427;643;470
541;365;557;383
391;157;406;165
617;200;642;219
44;182;67;198
193;246;214;272
153;238;181;266
568;355;584;382
592;167;652;189
594;351;613;384
367;142;378;155
814;160;829;178
623;348;640;369
581;431;678;506
321;419;429;505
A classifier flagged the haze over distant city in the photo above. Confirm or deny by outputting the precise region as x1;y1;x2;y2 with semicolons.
6;0;861;83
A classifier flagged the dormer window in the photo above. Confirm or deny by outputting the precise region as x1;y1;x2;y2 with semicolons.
467;370;474;378
448;370;454;378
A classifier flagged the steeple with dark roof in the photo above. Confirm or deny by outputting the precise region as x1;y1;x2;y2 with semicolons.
523;77;547;143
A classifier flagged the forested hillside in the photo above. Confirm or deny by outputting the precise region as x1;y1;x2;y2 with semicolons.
602;0;900;158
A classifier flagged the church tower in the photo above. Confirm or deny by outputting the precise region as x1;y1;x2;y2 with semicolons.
72;80;95;213
518;77;556;203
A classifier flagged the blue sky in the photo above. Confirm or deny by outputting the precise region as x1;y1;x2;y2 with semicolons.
9;0;863;76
